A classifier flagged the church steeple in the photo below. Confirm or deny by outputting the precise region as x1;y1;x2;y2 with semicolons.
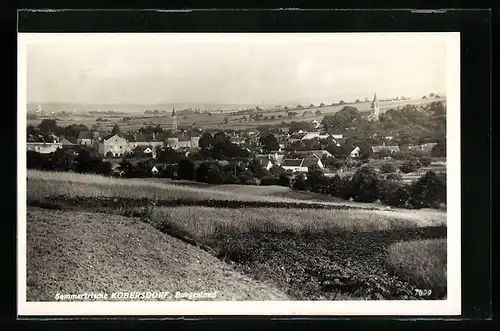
370;93;380;120
171;107;177;132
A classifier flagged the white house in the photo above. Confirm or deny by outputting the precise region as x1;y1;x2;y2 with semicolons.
281;157;324;172
98;134;131;157
26;142;62;154
301;132;320;140
350;146;361;158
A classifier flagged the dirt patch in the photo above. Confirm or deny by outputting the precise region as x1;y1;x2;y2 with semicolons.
26;207;288;301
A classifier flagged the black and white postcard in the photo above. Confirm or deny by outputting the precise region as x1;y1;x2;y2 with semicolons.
18;32;461;316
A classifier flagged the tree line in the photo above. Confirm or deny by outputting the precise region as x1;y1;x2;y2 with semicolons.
292;165;446;209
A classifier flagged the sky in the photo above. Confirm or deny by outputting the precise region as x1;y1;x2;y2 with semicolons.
25;33;449;106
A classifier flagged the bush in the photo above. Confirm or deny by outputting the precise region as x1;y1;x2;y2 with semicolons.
378;179;410;208
224;173;241;184
350;166;380;203
409;170;446;209
177;158;195;180
336;176;353;200
386;173;403;181
238;170;254;185
400;159;422;174
260;176;280;186
380;162;397;173
292;174;307;191
278;173;291;187
420;156;432;167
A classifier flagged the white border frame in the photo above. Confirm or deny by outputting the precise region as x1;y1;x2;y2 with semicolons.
17;32;461;316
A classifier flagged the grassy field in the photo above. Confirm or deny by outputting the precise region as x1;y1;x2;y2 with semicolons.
25;170;447;300
27;207;288;301
386;239;447;298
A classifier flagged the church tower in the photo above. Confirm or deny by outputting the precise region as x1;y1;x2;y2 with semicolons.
370;93;380;120
171;107;177;132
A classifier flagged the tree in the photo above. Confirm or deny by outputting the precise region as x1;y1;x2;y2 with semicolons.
260;176;280;186
111;123;121;136
199;132;214;149
27;125;39;136
195;161;211;183
339;100;345;105
260;134;280;153
118;158;133;177
238;170;254;185
381;162;397;173
224;172;241;184
157;148;180;164
321;106;360;132
207;165;225;184
38;119;59;134
431;139;446;157
420;156;432;167
306;165;327;193
247;158;263;176
386;172;402;180
315;109;322;115
400;159;422;173
270;164;285;176
319;103;325;107
358;144;373;160
177;158;195;180
378;179;410;207
336;175;353;200
292;173;307;191
62;124;89;138
278;173;291;187
350;166;380;203
409;170;446;208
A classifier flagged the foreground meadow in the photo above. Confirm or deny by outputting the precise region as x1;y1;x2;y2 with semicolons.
25;170;447;300
27;207;288;301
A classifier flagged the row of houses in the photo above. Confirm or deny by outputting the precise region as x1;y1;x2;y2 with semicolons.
26;130;201;157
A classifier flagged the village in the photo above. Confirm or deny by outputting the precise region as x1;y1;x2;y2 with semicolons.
26;93;445;183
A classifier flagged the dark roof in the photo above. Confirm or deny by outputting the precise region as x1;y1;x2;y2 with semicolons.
294;150;330;155
77;131;93;140
282;159;303;167
103;133;128;141
301;158;320;167
134;134;155;142
59;136;76;146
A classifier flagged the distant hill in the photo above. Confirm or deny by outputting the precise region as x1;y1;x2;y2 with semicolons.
26;102;279;113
